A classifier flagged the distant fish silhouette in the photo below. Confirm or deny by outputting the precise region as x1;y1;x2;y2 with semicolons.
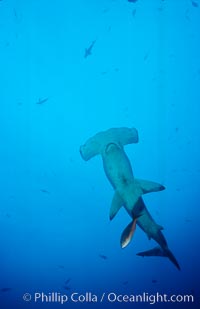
144;52;149;61
123;281;128;285
40;189;50;194
132;9;136;17
99;254;108;260
0;288;12;293
101;71;108;75
63;286;71;291
185;219;192;223
36;97;48;105
65;278;71;285
152;279;157;283
84;40;96;58
191;1;198;7
185;8;190;21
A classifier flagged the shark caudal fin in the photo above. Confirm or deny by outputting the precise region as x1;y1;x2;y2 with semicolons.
120;216;141;249
135;179;165;194
164;248;181;271
80;127;138;161
137;246;181;271
109;191;123;220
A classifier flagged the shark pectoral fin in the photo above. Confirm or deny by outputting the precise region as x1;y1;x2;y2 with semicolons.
109;192;123;220
120;218;139;249
135;179;165;194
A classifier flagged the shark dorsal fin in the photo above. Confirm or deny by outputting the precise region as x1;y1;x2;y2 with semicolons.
109;191;123;220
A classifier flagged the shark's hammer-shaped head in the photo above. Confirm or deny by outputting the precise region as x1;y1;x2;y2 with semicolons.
80;127;139;161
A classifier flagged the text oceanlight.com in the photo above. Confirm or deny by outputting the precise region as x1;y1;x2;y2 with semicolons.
22;291;194;305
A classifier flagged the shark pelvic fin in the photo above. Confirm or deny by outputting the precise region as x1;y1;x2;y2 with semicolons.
135;179;165;194
120;216;141;249
109;191;123;220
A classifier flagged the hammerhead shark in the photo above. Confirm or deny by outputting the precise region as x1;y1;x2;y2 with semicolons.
80;127;180;270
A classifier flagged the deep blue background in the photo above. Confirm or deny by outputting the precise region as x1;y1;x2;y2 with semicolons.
0;0;200;308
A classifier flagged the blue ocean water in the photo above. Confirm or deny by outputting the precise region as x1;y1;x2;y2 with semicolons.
0;0;200;308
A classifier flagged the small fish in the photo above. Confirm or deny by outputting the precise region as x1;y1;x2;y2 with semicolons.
63;286;71;291
99;254;108;260
123;281;128;285
13;8;18;19
191;1;199;7
132;9;136;17
185;219;192;223
84;40;96;58
185;8;191;21
40;189;50;194
36;97;49;105
144;52;149;61
0;288;12;292
65;278;71;285
102;8;109;14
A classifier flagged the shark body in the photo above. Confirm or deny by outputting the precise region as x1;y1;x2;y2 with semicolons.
80;127;180;270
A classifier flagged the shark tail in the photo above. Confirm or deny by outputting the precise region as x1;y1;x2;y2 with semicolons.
136;246;181;271
164;248;181;271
